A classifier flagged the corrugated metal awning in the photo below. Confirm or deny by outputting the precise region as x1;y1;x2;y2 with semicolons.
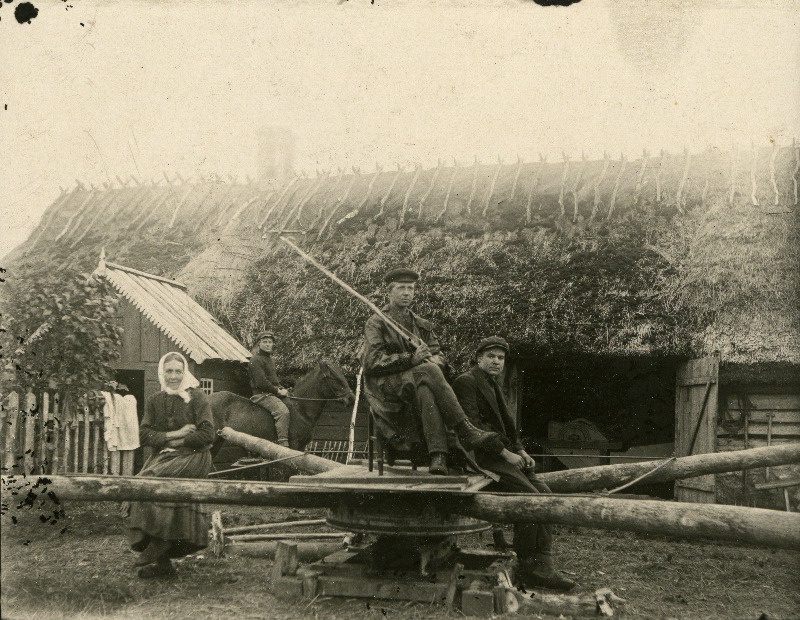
95;259;250;364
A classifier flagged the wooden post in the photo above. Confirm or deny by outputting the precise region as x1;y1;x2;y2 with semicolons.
51;393;61;474
509;156;524;203
465;157;479;215
675;147;691;213
591;152;610;220
4;392;19;473
750;142;760;206
656;149;665;204
258;175;299;229
557;153;570;217
63;401;72;474
571;152;587;222
633;149;649;206
436;161;458;222
769;142;780;206
71;406;80;473
793;139;799;206
525;155;546;223
81;403;90;473
92;406;102;473
340;164;381;223
40;392;50;474
444;562;464;611
317;171;359;238
399;165;422;223
481;157;503;217
417;159;442;219
272;541;299;580
210;511;225;558
606;154;627;220
345;368;362;464
24;391;36;475
729;145;738;206
377;165;403;217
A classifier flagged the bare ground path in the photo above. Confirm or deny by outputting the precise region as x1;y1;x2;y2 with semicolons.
2;502;799;619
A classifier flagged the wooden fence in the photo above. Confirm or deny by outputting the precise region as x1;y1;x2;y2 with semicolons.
1;390;135;476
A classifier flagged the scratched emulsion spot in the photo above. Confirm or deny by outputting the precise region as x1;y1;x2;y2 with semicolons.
15;1;38;24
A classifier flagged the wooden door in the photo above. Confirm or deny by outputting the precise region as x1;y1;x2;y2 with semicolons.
675;356;719;503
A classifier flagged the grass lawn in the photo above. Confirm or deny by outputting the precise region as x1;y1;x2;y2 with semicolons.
2;500;799;619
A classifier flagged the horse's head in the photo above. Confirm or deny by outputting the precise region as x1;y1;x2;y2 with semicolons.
316;359;356;407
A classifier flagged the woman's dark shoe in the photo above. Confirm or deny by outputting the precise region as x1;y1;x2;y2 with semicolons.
428;452;449;476
134;538;172;567
137;559;177;579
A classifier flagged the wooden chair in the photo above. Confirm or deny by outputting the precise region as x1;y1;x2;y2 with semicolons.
367;409;419;476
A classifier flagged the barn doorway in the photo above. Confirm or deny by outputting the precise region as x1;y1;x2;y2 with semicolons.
515;354;679;496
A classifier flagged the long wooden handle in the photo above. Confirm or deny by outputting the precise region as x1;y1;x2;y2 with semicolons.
276;236;423;347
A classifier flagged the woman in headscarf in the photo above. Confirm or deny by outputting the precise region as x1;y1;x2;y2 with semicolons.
126;351;215;578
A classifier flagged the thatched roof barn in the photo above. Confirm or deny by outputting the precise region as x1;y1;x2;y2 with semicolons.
7;146;800;499
11;145;797;368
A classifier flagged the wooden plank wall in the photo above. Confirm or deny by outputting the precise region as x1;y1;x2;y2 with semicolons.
306;400;369;463
716;391;800;509
0;391;136;476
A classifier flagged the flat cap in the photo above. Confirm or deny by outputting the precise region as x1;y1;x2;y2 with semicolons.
255;330;275;341
384;267;420;284
475;336;510;356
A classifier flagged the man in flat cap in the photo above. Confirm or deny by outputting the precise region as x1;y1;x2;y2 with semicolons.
249;330;291;447
452;337;576;591
362;268;499;476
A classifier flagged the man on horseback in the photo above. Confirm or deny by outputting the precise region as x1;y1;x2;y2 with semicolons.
249;330;291;447
362;268;500;476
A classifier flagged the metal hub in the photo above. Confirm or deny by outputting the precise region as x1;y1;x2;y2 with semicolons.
326;497;490;537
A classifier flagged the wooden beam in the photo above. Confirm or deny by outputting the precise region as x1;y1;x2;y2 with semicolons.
218;426;351;475
539;443;800;493
460;493;799;550
9;474;800;550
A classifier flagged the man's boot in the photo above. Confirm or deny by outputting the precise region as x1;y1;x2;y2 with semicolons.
453;419;500;451
516;554;576;592
428;452;449;476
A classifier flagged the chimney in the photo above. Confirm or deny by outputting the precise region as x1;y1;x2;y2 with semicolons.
256;127;296;186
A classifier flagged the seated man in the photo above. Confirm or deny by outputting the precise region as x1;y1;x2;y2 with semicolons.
452;336;575;591
249;330;291;447
361;267;499;476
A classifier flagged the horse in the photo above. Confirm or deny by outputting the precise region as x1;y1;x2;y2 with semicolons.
209;359;355;460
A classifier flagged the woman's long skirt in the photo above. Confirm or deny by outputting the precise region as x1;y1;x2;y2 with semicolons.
126;449;212;558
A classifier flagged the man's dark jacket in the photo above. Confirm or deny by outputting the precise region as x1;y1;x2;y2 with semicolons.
249;350;284;396
452;365;524;458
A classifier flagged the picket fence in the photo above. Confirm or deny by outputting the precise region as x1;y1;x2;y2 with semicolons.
1;390;135;476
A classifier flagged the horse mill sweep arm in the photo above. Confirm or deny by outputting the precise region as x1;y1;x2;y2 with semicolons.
267;233;423;348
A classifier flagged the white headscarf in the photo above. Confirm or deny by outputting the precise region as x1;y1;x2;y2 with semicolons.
157;352;200;403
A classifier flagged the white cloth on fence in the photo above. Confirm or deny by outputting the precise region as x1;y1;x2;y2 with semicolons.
102;391;140;451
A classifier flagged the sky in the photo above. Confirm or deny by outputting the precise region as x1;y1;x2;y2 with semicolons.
2;0;798;253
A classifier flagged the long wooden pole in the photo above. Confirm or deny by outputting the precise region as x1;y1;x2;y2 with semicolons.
9;474;799;550
539;443;800;493
272;235;422;347
346;368;363;464
218;427;352;475
458;493;799;551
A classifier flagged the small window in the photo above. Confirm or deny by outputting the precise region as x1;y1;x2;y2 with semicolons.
199;378;214;395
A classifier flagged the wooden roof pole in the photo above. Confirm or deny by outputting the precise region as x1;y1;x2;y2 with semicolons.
271;235;422;347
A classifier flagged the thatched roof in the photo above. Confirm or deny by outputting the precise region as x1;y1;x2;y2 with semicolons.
7;145;799;372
